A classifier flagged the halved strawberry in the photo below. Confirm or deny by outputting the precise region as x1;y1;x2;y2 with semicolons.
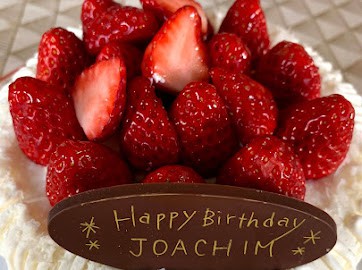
96;41;143;79
120;76;180;171
72;58;127;141
84;5;159;55
142;6;209;94
36;27;90;92
46;140;133;206
140;0;209;37
8;77;85;165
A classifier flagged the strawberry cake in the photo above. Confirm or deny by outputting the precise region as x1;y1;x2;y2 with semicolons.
0;0;362;269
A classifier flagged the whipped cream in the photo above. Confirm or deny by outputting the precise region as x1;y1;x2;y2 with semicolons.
0;0;361;269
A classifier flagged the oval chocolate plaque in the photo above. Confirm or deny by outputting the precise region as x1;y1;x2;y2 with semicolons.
48;184;337;270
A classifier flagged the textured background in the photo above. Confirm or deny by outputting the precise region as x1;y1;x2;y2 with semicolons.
0;0;361;93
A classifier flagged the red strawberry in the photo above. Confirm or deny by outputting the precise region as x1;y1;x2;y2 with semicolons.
120;76;180;171
84;5;159;55
277;94;355;180
72;58;127;141
81;0;119;33
140;0;209;37
219;0;270;63
255;41;321;108
170;82;238;177
142;6;209;94
96;41;143;79
8;77;85;165
217;136;306;200
143;165;205;183
208;33;251;74
210;68;277;145
46;140;132;206
36;27;90;91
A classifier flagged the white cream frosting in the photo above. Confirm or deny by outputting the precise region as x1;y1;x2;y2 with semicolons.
0;1;361;269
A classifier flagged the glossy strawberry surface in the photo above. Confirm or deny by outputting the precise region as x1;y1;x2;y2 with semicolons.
46;140;132;206
121;76;180;171
84;5;159;55
170;81;238;177
277;94;354;179
36;27;90;91
256;41;321;108
219;0;270;63
143;165;205;183
217;136;306;200
8;77;85;165
211;68;277;145
208;33;251;74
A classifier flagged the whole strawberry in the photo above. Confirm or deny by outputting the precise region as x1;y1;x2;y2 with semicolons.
8;77;85;165
217;136;306;200
208;33;251;74
72;58;127;141
219;0;270;63
143;165;205;183
210;68;277;145
84;5;159;55
46;140;132;206
96;41;143;79
170;82;238;177
36;27;90;91
120;76;180;171
81;0;119;34
277;94;355;180
142;6;209;94
255;41;321;108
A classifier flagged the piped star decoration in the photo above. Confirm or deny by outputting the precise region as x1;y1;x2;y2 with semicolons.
86;240;100;250
80;217;100;238
303;230;321;245
292;246;305;256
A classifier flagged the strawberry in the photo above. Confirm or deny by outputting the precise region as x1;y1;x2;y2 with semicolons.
143;165;205;183
142;6;209;94
210;68;277;145
217;136;306;200
277;94;355;180
208;33;251;74
140;0;209;38
84;5;159;55
219;0;270;63
120;76;180;171
170;82;238;177
36;27;90;91
8;77;85;165
96;41;143;79
46;140;132;206
81;0;119;33
255;41;321;108
72;58;127;141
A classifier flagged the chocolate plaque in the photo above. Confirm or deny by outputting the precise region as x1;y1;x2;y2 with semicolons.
48;184;337;270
